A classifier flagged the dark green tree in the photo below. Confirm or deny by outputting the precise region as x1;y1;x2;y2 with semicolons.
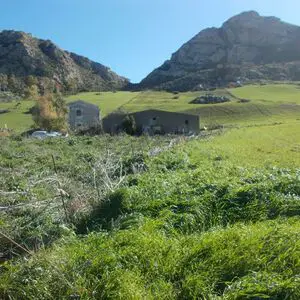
122;115;136;135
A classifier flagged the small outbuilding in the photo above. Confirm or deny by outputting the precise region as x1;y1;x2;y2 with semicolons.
68;100;100;131
103;109;200;135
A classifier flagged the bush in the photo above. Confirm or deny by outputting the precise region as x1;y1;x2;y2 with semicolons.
75;189;129;233
32;93;67;131
121;115;137;135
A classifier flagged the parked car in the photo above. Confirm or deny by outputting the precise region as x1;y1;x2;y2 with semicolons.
31;131;48;139
48;131;62;137
31;131;63;139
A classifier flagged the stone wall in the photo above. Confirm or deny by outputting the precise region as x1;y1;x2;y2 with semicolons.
68;101;100;130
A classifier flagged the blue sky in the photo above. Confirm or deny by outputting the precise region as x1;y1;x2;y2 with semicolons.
1;0;300;82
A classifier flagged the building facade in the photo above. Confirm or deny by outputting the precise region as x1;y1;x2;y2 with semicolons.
103;109;200;135
68;100;100;131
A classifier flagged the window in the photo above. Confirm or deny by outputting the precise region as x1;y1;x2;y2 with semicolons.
76;109;82;116
185;120;189;125
77;123;82;127
150;116;158;126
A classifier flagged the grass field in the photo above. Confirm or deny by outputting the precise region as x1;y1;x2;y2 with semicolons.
1;84;300;299
231;83;300;103
66;91;139;116
0;101;34;131
1;133;300;298
188;121;300;168
1;84;300;132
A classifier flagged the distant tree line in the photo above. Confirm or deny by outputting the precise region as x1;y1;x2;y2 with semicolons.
0;74;80;98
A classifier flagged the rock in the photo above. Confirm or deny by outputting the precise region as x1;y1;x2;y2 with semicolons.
0;30;129;95
190;94;230;104
139;11;300;91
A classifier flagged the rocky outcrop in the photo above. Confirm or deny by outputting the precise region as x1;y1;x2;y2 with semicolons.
190;94;230;104
0;30;128;95
139;11;300;91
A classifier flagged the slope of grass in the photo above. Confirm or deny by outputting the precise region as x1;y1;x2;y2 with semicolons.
122;86;300;127
0;101;34;131
188;121;300;168
121;89;232;113
230;83;300;103
65;91;139;116
1;84;300;132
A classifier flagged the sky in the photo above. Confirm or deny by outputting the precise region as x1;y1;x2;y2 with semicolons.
1;0;300;83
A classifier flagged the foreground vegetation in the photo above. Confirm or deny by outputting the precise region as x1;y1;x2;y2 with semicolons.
1;84;300;298
2;218;299;299
1;122;300;298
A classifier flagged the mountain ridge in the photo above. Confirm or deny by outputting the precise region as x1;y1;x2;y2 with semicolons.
0;30;128;95
138;11;300;91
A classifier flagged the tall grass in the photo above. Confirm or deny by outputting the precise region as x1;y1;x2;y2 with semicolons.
1;125;300;299
1;218;299;299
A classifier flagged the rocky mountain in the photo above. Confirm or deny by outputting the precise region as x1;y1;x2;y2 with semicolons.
0;30;128;96
139;11;300;91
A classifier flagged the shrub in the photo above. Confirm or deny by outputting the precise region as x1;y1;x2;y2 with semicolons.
121;115;137;135
32;92;67;131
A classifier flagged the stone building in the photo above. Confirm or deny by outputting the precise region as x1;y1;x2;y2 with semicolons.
68;100;100;130
103;109;200;135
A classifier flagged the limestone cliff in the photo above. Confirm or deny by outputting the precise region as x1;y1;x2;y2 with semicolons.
0;30;128;95
139;11;300;91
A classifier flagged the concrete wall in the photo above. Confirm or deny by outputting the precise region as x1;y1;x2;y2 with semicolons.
68;101;100;130
102;112;125;134
102;110;200;134
133;110;200;134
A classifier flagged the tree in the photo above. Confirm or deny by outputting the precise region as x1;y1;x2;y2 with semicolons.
65;78;77;94
122;115;136;135
24;84;39;100
32;92;68;132
0;74;8;91
25;75;38;87
7;74;17;92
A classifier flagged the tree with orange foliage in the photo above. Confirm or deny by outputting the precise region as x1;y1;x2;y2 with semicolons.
32;92;68;132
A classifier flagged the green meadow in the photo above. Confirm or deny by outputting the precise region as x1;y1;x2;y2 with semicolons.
231;83;300;103
1;84;300;299
66;91;138;116
0;101;35;131
1;84;300;132
188;121;300;168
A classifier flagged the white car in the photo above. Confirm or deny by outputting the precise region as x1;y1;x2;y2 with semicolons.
31;131;48;139
48;131;62;137
31;131;62;139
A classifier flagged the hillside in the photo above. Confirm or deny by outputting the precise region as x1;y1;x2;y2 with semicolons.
0;30;128;95
1;83;300;299
139;11;300;91
1;84;300;132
